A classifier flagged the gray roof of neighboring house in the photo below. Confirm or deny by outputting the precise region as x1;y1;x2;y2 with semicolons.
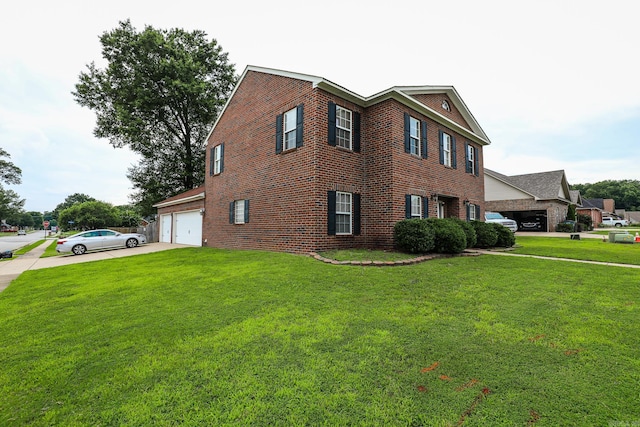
583;198;605;209
485;169;572;202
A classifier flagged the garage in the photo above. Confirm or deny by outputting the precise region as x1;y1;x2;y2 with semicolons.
174;211;202;246
153;186;206;246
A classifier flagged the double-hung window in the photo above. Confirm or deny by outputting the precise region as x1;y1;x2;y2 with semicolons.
335;192;352;235
442;132;452;166
411;195;422;218
276;104;304;153
409;117;420;156
336;106;352;150
404;113;427;158
210;143;224;176
213;144;222;174
328;102;360;152
229;199;249;224
439;130;456;168
465;143;479;176
283;108;298;151
405;194;428;219
327;191;361;235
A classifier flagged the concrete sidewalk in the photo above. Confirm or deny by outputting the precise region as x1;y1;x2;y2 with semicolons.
0;241;183;293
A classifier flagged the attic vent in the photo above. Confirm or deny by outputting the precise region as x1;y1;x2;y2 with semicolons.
442;100;451;111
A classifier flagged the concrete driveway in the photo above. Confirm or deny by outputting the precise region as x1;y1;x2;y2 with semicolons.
0;241;185;293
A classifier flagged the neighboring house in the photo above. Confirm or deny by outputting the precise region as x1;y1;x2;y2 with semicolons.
155;66;490;252
484;169;576;231
577;198;603;226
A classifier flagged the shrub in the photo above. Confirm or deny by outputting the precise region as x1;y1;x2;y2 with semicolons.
471;221;498;248
425;218;467;254
393;219;435;254
446;217;477;248
556;222;575;232
491;223;516;247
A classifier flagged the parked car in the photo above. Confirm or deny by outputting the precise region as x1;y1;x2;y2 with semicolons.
56;229;147;255
17;230;26;235
484;212;518;232
601;217;628;227
519;216;545;231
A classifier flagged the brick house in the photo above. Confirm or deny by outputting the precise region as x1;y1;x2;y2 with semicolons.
155;66;490;253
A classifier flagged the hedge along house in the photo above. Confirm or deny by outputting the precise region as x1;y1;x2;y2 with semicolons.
156;66;491;253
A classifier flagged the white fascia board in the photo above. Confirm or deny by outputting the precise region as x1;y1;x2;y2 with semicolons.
153;192;205;208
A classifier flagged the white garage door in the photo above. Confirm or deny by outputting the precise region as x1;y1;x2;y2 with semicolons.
160;214;173;243
175;211;202;246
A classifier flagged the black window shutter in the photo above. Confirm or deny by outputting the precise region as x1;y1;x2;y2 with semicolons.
405;194;411;219
466;203;470;221
438;130;444;165
353;193;361;235
420;120;427;159
404;113;411;153
452;136;457;169
229;201;235;224
296;104;304;148
327;191;337;235
209;147;214;176
475;205;481;220
423;197;429;218
244;199;249;223
474;147;479;177
275;114;283;154
328;102;337;146
220;143;224;173
353;112;361;153
465;142;471;173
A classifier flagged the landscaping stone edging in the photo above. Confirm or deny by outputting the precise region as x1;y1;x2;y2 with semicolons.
309;250;482;266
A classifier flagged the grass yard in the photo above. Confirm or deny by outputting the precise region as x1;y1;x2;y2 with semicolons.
1;247;639;425
512;235;640;265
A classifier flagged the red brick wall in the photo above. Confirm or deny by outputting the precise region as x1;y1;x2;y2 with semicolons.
410;94;472;132
202;70;486;253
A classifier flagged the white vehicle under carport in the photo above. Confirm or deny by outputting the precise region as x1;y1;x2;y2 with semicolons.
485;212;518;232
56;229;147;255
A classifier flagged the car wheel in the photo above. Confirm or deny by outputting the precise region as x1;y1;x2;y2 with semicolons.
72;244;87;255
615;223;622;227
126;238;139;248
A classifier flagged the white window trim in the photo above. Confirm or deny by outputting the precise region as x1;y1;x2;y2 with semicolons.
234;200;245;224
336;106;352;150
283;107;297;151
410;195;422;218
335;191;352;235
443;132;452;167
409;116;420;156
214;145;222;174
467;144;475;175
469;203;477;220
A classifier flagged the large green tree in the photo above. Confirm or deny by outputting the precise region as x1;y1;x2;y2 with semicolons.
51;193;97;220
572;180;640;211
0;148;24;221
59;201;119;230
73;20;236;215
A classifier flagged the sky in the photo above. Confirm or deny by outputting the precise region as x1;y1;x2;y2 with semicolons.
2;0;639;213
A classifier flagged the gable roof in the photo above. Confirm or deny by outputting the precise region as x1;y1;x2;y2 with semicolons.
153;186;205;208
206;65;491;147
485;169;573;202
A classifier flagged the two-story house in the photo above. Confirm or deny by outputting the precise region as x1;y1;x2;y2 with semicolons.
155;66;491;253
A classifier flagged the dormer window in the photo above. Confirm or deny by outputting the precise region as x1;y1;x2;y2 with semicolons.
442;100;451;111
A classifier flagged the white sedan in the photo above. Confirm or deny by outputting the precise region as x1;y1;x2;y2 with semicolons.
56;229;147;255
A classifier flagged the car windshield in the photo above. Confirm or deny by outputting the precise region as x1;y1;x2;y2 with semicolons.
486;213;504;220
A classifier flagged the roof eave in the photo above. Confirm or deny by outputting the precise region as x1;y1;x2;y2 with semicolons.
153;192;205;209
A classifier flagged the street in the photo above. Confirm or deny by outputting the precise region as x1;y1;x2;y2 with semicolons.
0;231;51;253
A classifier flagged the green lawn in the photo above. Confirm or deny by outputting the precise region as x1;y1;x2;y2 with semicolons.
512;235;640;265
1;247;639;425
